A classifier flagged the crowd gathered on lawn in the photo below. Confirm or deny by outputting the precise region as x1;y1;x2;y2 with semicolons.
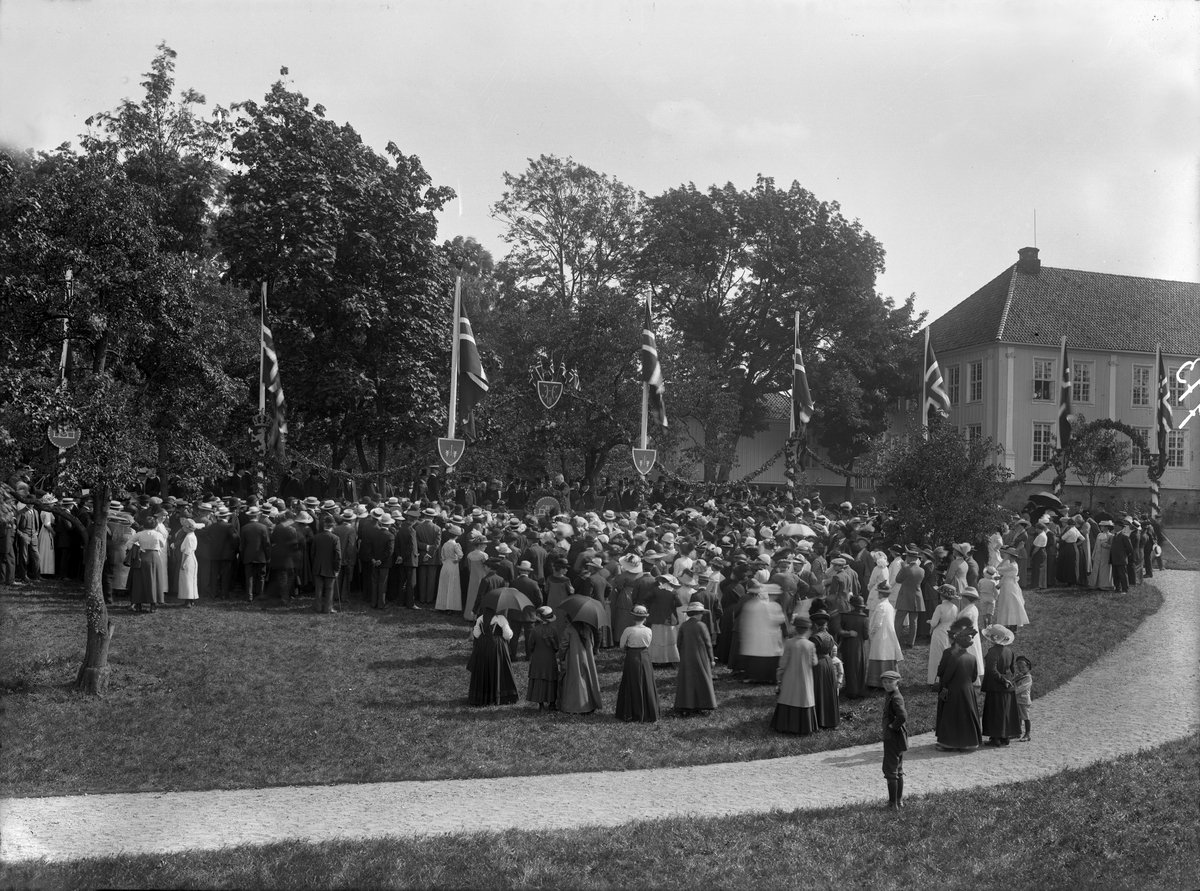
2;466;1166;803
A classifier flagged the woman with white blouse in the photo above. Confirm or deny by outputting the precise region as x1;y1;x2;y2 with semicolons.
177;518;202;607
128;516;168;613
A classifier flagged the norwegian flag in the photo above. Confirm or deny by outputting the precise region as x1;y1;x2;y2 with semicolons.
792;315;814;436
641;298;667;427
923;329;951;421
260;283;287;459
1156;344;1174;457
457;307;489;440
1058;336;1072;451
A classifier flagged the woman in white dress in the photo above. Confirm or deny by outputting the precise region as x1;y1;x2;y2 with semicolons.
38;499;56;576
927;585;960;686
994;546;1030;627
1088;521;1114;590
987;527;1005;568
955;587;986;681
434;524;464;613
946;543;971;594
177;518;202;607
462;535;490;620
865;552;890;618
866;585;905;689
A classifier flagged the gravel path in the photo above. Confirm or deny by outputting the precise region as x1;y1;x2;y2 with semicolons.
3;571;1196;864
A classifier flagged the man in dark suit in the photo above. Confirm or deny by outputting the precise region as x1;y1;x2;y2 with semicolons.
331;509;358;604
365;513;396;609
311;514;343;613
239;506;271;602
426;470;442;505
303;469;326;500
1110;519;1135;593
391;508;419;608
268;512;303;604
414;508;441;605
208;507;240;599
893;548;926;649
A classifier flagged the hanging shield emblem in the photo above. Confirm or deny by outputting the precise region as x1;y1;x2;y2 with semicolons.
537;380;564;409
632;448;657;476
437;437;466;468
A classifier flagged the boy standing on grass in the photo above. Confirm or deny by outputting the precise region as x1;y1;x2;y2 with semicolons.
1014;656;1033;741
880;669;908;809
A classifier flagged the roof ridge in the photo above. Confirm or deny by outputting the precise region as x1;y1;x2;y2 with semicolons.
1038;265;1200;287
995;264;1018;342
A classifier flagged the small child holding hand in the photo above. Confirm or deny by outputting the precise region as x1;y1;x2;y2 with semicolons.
1014;656;1033;741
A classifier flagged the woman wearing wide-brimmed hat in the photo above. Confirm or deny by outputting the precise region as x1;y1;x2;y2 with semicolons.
1088;519;1115;590
526;606;561;710
934;618;984;751
809;609;840;728
994;547;1029;628
177;517;204;607
771;615;819;735
980;624;1021;746
434;525;465;614
615;604;660;722
674;601;717;714
927;585;959;686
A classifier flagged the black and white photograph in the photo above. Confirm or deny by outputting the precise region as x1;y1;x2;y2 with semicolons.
0;1;1197;888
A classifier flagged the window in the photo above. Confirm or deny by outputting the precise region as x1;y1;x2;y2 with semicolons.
968;360;984;403
1132;365;1152;407
1169;366;1188;407
1167;430;1186;468
1072;361;1093;403
947;365;961;405
1033;358;1054;400
966;424;982;444
1032;422;1056;464
1131;427;1152;466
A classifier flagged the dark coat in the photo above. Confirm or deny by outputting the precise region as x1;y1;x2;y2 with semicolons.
414;520;441;565
310;529;342;578
936;647;983;749
1109;531;1136;566
363;525;395;568
269;523;303;570
894;563;925;612
237;523;271;564
394;521;418;567
882;689;909;751
674;618;717;710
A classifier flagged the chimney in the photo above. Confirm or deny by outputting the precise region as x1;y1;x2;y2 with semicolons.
1017;246;1041;273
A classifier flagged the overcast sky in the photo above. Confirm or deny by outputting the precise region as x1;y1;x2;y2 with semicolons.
2;0;1196;323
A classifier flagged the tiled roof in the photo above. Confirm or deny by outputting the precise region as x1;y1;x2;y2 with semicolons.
930;258;1200;356
761;392;791;420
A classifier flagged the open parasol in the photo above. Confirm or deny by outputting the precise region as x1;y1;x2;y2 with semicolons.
778;522;816;538
1029;491;1065;510
479;586;535;616
559;594;608;630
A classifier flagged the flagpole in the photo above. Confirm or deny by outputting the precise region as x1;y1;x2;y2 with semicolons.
922;325;931;432
259;283;267;416
1149;342;1163;520
447;277;461;441
640;296;650;450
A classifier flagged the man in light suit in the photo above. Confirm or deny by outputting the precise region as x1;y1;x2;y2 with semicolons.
892;548;925;649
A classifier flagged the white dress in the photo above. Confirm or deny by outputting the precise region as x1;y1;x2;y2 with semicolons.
926;602;958;684
435;540;464;613
994;560;1030;627
38;511;56;575
178;531;199;600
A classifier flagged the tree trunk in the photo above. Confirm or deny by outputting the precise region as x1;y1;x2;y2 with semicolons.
355;437;372;474
75;485;114;696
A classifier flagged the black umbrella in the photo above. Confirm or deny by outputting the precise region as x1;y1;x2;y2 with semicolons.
479;586;534;616
1029;491;1064;510
559;594;608;630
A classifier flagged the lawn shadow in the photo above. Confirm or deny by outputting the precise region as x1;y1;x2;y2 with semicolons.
819;741;953;769
367;653;467;670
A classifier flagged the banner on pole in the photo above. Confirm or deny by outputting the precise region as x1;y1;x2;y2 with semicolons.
438;437;466;468
537;380;563;409
632;448;657;476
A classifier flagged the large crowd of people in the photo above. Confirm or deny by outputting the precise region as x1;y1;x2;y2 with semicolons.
0;468;1167;791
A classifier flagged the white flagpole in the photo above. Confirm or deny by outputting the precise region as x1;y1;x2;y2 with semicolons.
641;296;650;450
790;311;798;438
447;277;462;440
922;325;931;431
259;283;267;415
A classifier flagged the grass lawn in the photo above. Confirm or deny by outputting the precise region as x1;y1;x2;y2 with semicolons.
4;735;1195;890
0;580;1164;797
1160;526;1199;571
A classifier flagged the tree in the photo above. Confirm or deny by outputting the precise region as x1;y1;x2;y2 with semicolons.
485;156;648;486
217;79;456;479
637;177;923;482
861;418;1012;548
1068;415;1135;510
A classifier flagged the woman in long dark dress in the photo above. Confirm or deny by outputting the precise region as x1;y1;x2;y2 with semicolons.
526;607;561;709
467;609;520;706
838;594;870;699
716;571;748;665
674;602;717;714
934;618;983;751
557;621;602;714
614;605;659;722
771;615;819;735
809;610;840;729
981;624;1021;746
